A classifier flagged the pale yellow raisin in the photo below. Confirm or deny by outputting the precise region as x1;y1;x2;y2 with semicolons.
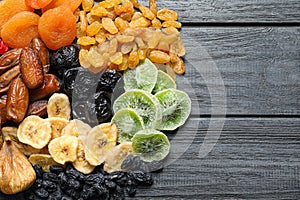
116;35;135;43
148;50;171;64
135;36;146;48
151;18;162;29
138;5;155;20
87;21;102;36
91;5;108;17
127;50;139;69
120;42;135;54
149;0;157;15
157;8;178;21
162;27;180;35
102;17;119;34
118;54;128;70
109;38;118;55
95;31;107;44
157;41;169;52
86;13;101;24
82;0;94;12
114;17;129;32
129;17;151;28
161;33;179;44
79;49;92;69
110;52;123;65
87;47;105;68
131;12;143;21
170;37;186;56
77;36;96;46
162;21;182;28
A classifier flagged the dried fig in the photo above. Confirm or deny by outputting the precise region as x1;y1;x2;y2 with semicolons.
30;38;50;73
0;136;36;194
20;47;44;89
30;74;60;101
6;77;29;123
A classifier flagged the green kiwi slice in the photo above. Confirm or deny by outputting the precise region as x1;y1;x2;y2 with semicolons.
111;108;144;142
113;89;162;129
132;129;170;162
155;88;191;131
124;58;158;92
152;70;176;94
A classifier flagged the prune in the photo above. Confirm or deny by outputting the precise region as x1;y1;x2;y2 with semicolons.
97;69;122;93
34;188;49;198
50;45;80;77
43;172;58;183
62;67;79;98
50;165;65;174
33;164;43;178
72;69;98;100
94;91;113;123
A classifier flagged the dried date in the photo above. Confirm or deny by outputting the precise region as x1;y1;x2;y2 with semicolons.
0;64;20;88
31;38;50;73
0;48;22;74
0;95;7;124
30;74;60;101
6;77;29;123
27;100;48;117
20;47;44;89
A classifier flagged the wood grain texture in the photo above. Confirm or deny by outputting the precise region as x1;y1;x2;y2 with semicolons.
180;26;300;115
136;118;300;199
139;0;300;23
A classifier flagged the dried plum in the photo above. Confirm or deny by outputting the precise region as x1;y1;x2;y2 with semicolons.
50;45;80;78
61;67;79;98
97;69;122;93
72;69;98;100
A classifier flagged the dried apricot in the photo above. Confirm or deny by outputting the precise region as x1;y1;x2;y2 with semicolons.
0;0;33;37
1;11;40;48
38;6;77;50
42;0;82;12
25;0;53;9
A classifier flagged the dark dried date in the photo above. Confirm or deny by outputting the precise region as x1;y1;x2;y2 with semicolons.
6;77;29;123
31;38;50;73
27;100;48;117
20;47;44;89
0;48;22;74
30;74;60;101
0;95;7;124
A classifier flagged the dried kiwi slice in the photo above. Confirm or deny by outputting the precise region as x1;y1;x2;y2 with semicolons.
113;89;162;129
155;89;191;131
152;70;176;94
111;108;144;142
124;58;158;92
132;129;170;162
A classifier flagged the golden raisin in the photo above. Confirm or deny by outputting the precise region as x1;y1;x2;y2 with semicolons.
162;21;182;28
138;5;155;20
157;8;178;21
87;21;102;36
148;50;171;64
102;17;118;34
77;36;96;46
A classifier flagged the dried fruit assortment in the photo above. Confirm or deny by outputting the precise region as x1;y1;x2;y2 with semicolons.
77;0;186;74
0;0;191;199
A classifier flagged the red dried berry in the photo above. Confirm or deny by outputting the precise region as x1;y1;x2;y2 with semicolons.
0;39;9;54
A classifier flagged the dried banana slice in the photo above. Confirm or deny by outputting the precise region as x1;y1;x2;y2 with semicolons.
48;135;79;165
104;142;133;173
2;126;41;156
98;122;118;144
17;116;52;149
61;119;91;141
44;117;69;139
28;154;63;172
72;140;95;174
84;124;114;166
47;93;71;120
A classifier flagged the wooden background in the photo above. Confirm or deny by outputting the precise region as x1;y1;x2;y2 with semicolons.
136;0;300;199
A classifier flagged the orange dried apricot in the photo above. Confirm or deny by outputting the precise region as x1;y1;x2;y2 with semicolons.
0;0;33;37
25;0;53;9
1;11;40;48
38;6;77;50
42;0;82;13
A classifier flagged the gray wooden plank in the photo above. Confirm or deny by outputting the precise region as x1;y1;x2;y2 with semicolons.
139;0;300;23
180;26;300;115
135;118;300;199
